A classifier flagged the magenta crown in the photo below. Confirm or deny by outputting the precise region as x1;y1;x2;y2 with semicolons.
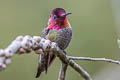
50;8;66;17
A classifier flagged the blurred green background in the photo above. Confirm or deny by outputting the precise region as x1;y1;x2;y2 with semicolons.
0;0;119;80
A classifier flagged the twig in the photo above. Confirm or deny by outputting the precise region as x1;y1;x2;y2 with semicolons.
68;56;120;65
69;60;92;80
54;47;92;80
58;63;68;80
58;50;68;80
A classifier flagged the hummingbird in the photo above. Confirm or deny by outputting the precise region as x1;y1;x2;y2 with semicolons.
36;8;72;78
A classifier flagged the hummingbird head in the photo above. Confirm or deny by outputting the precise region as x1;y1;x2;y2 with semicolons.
47;8;72;30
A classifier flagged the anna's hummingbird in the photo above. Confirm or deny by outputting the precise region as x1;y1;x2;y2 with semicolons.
36;8;72;78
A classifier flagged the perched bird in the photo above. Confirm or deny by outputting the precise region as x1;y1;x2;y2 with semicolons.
36;8;72;78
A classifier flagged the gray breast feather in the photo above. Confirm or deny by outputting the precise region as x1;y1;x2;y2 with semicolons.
40;27;72;50
55;27;72;50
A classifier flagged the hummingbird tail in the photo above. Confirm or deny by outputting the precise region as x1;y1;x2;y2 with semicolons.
36;65;42;78
35;54;46;78
45;53;56;74
45;53;50;74
35;53;56;78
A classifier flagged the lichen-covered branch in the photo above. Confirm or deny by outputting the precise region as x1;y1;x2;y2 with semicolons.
0;35;92;80
0;35;42;70
0;35;120;80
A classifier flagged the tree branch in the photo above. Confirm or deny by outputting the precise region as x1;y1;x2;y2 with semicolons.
58;63;68;80
68;56;120;65
0;35;120;80
54;47;92;80
58;51;68;80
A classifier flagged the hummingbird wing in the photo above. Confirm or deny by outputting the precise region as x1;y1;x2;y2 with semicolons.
36;28;56;78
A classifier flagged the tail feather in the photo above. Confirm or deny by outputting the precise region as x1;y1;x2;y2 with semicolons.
45;53;50;74
35;54;45;78
36;65;42;78
35;53;56;78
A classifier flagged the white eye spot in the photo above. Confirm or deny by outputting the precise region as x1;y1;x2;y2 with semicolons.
53;15;57;19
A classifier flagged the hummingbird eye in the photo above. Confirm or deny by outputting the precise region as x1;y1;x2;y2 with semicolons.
53;15;57;19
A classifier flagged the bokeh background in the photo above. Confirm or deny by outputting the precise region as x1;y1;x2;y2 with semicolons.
0;0;120;80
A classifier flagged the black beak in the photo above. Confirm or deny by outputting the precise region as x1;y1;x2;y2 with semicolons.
62;12;72;17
